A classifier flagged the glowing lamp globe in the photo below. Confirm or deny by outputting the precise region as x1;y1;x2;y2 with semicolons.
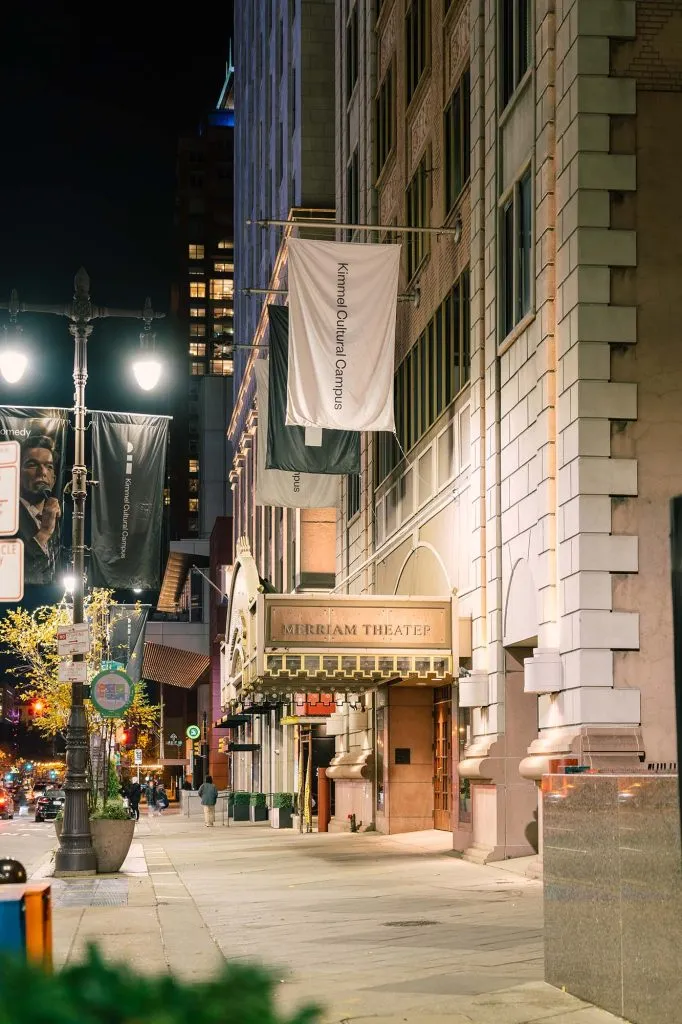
133;356;162;391
0;349;27;384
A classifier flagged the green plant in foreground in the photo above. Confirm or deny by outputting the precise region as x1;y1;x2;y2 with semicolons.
0;944;321;1024
250;792;267;808
90;798;131;821
273;792;294;810
232;791;250;807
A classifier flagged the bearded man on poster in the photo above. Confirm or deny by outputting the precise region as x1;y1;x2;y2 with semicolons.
18;434;61;584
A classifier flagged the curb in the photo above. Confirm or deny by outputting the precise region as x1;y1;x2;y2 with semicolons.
30;847;57;880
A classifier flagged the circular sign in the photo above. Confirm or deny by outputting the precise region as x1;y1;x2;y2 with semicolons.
186;724;201;740
90;668;135;718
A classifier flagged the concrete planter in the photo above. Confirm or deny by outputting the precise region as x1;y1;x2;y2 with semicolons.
270;807;293;829
55;817;135;874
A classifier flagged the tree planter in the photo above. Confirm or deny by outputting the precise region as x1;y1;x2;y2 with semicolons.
270;807;293;829
55;818;135;874
249;804;268;822
232;803;249;821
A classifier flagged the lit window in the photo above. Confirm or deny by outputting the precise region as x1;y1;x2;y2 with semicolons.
190;323;206;337
189;307;206;318
444;69;471;215
212;323;234;337
500;167;532;338
189;282;206;298
188;244;205;260
189;478;199;494
189;498;199;512
210;360;233;375
212;342;233;358
500;0;531;108
210;279;233;300
213;306;233;319
189;459;199;474
217;240;232;249
214;262;234;273
405;0;429;104
190;361;205;376
163;487;171;507
189;343;206;357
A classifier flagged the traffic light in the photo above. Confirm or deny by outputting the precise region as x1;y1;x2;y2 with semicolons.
33;700;44;714
120;730;129;745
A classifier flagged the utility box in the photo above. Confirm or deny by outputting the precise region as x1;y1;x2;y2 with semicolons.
0;883;52;967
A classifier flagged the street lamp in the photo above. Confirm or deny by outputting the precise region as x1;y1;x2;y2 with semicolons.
0;292;28;384
1;268;164;876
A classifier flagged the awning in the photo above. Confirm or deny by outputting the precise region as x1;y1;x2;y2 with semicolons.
142;642;211;689
214;714;251;729
156;551;210;613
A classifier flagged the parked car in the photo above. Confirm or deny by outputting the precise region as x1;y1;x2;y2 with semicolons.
34;789;65;823
0;789;14;820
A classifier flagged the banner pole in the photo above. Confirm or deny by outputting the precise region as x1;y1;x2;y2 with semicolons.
54;268;97;876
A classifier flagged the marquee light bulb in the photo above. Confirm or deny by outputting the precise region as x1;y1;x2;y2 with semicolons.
133;356;162;391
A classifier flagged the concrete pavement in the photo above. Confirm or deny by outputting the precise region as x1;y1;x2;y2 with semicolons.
19;812;629;1024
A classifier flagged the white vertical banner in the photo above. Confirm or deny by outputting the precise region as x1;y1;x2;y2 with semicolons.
286;237;401;432
255;361;340;509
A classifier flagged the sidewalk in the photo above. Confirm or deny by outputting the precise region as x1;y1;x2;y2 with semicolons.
45;814;627;1024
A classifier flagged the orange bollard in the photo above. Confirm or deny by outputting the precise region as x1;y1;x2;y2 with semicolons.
317;767;330;832
23;883;52;969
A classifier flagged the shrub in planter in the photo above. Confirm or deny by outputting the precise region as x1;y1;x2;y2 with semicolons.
0;942;321;1024
249;792;268;822
271;792;294;829
55;800;134;874
232;790;250;821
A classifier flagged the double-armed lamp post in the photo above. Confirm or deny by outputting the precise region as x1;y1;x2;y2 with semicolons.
0;268;163;875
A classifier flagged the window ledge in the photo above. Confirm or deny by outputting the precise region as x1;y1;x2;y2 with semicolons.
406;249;430;291
498;310;536;357
375;148;397;193
443;182;470;229
405;65;432;121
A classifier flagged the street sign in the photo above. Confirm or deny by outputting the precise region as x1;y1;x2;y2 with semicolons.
186;724;201;740
166;732;183;748
134;748;143;765
0;441;20;537
90;668;135;718
58;660;88;683
57;622;90;657
0;539;23;602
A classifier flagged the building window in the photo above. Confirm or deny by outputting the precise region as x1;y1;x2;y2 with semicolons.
217;239;232;250
190;361;205;376
214;262;234;273
500;167;532;339
188;498;199;512
500;0;531;108
375;62;395;181
189;307;205;318
347;474;361;520
189;323;206;337
210;278;233;300
213;306;233;319
444;69;470;215
406;153;430;281
210;360;233;376
189;459;199;474
213;322;233;337
347;148;359;226
405;0;429;104
188;244;205;260
189;281;206;298
346;4;359;100
374;269;470;486
188;266;204;277
189;343;206;357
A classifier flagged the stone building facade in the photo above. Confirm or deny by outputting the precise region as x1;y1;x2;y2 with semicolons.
331;0;682;860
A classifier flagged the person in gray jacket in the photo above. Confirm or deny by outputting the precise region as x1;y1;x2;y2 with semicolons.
198;775;218;826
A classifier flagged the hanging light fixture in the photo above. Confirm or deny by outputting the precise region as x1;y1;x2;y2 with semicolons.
132;296;162;390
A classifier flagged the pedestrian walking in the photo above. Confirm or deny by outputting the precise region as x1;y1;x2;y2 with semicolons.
149;779;158;815
198;775;218;826
157;782;169;811
128;780;141;821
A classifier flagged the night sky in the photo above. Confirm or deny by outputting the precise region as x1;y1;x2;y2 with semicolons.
0;5;233;413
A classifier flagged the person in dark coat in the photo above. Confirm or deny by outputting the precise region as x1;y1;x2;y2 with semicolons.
128;780;141;821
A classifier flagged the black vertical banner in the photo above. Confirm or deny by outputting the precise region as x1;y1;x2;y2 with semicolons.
670;496;682;850
108;603;150;683
0;406;69;587
90;412;169;589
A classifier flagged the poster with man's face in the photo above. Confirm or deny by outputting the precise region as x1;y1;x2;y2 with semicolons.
0;408;68;587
